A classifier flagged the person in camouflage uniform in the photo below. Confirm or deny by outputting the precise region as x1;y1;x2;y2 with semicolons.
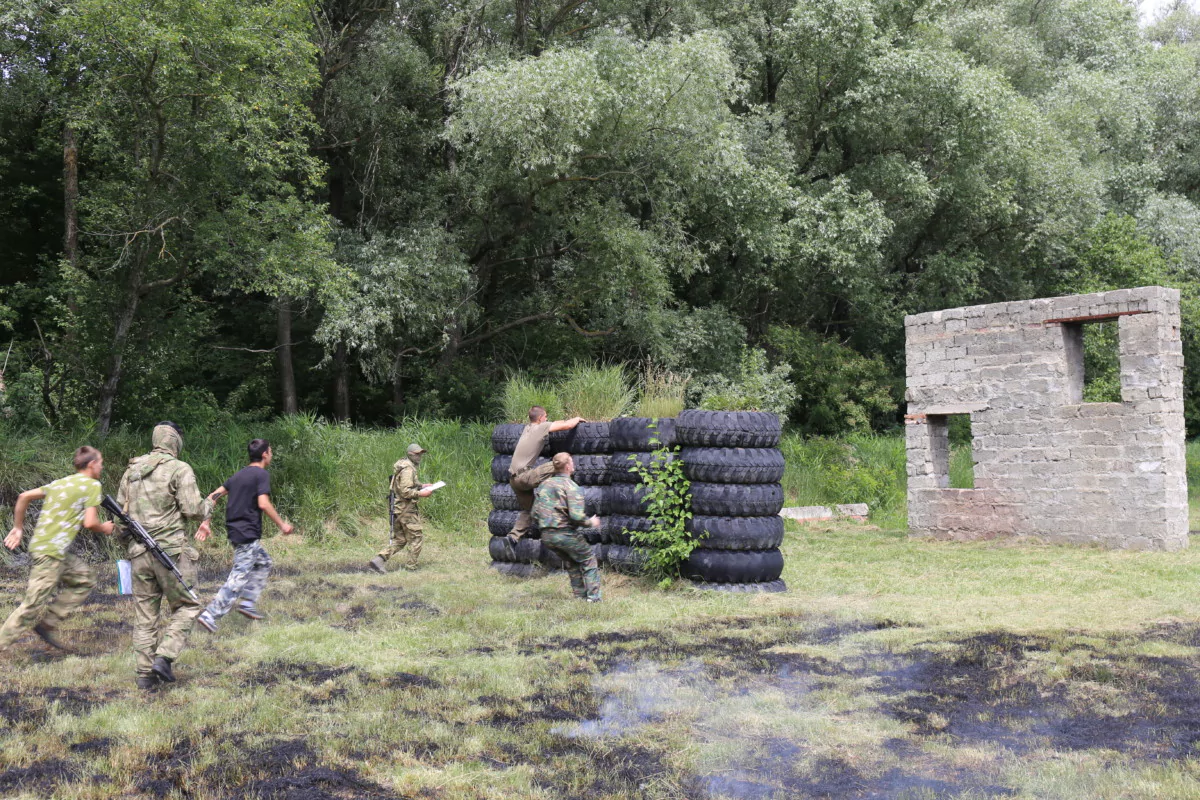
1;446;116;652
116;422;212;689
368;443;433;573
533;452;602;602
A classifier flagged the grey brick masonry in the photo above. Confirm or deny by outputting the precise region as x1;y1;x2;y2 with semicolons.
905;286;1187;550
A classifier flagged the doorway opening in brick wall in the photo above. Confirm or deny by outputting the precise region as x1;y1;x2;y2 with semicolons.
928;414;975;489
1063;320;1122;403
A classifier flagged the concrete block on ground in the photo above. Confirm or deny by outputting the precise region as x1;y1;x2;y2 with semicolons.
780;506;833;523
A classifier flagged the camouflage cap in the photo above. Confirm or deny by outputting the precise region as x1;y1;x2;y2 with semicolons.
551;452;572;471
407;443;426;455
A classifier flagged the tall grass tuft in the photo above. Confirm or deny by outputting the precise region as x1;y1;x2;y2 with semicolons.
500;373;563;423
781;433;908;528
634;360;689;418
558;363;635;421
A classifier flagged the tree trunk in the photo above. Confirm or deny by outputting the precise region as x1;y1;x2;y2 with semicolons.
333;340;350;421
276;295;298;415
97;260;144;435
63;124;80;272
391;346;405;419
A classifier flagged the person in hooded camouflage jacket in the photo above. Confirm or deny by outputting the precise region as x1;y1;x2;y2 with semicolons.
369;443;433;573
532;453;602;602
116;422;212;689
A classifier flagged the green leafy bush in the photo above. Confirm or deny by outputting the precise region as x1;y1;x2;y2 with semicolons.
767;325;899;434
625;428;694;587
694;348;797;420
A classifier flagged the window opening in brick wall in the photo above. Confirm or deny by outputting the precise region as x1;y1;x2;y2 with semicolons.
928;414;975;489
1063;321;1122;403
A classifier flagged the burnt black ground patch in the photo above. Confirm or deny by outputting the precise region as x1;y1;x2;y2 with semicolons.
138;736;203;798
0;758;87;795
698;741;1017;799
521;617;856;679
534;739;677;800
243;660;360;688
879;630;1200;760
484;686;598;727
215;738;403;800
69;737;116;755
0;686;115;726
381;671;442;690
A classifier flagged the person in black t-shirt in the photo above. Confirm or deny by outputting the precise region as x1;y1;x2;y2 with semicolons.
194;439;294;633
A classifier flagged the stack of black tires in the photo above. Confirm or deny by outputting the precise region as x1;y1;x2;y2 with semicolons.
606;417;677;573
487;422;608;576
487;411;787;592
677;410;787;593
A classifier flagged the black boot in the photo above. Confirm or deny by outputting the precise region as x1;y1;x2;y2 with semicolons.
33;623;74;652
136;674;160;691
151;656;176;683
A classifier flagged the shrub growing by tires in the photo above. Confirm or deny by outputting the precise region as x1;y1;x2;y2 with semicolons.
610;451;675;483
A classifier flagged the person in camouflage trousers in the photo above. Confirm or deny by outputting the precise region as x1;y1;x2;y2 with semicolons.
532;452;602;602
1;446;116;652
116;422;212;689
368;443;433;573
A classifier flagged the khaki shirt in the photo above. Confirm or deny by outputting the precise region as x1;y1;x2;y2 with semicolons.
391;457;420;512
511;421;552;474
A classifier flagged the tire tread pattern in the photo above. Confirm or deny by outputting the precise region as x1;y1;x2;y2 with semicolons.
548;422;611;455
687;515;784;550
610;417;676;451
675;410;781;448
680;447;785;484
682;548;784;584
690;482;784;517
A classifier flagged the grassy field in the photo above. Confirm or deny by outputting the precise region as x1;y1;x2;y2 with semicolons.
4;512;1200;799
5;422;1200;798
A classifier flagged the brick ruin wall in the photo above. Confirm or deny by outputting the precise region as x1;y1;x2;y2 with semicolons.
905;286;1188;551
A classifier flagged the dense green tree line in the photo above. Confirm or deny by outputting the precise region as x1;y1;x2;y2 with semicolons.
3;0;1200;432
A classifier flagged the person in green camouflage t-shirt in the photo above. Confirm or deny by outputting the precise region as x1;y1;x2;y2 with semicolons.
1;446;116;652
532;452;602;602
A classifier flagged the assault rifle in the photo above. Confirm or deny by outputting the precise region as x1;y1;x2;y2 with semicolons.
100;495;200;604
388;472;396;532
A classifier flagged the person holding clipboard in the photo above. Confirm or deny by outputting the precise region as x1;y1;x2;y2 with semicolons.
368;443;440;574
